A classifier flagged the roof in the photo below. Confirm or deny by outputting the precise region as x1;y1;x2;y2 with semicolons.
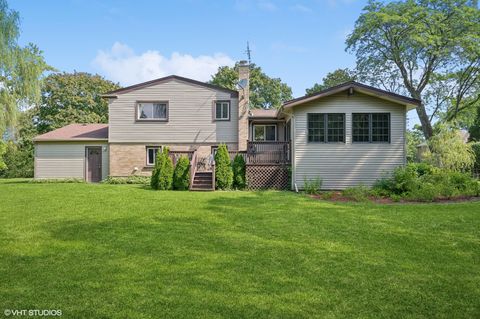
249;108;278;118
33;124;109;142
282;81;420;110
102;75;239;98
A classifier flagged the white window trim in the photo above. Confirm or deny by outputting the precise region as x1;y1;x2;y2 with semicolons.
146;146;162;166
253;124;277;141
214;101;230;121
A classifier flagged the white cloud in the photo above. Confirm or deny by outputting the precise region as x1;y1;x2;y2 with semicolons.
92;42;235;85
257;1;278;11
290;4;313;13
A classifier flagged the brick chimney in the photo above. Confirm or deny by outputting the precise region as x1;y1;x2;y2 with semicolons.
237;60;250;151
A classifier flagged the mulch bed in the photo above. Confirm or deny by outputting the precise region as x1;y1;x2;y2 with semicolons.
310;192;480;204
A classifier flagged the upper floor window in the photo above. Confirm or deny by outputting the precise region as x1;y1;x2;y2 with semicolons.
214;101;230;121
307;113;345;143
253;124;276;141
352;113;390;143
137;102;168;121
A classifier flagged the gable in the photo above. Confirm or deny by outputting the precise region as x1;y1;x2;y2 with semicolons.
102;75;238;98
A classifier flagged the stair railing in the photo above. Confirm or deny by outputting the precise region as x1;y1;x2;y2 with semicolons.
189;150;198;191
211;161;215;190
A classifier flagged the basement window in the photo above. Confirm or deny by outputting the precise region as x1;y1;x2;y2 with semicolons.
146;146;161;166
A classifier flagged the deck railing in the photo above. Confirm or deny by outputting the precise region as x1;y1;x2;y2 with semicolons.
246;141;290;164
169;151;195;166
188;151;198;190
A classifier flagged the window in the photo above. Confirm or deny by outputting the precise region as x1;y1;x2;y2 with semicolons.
352;113;390;143
146;146;161;166
137;102;168;121
308;113;345;143
214;101;230;120
253;125;276;141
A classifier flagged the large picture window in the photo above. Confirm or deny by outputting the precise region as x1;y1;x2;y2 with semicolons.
253;125;276;141
352;113;390;143
137;102;168;121
308;113;345;143
214;101;230;120
146;146;161;166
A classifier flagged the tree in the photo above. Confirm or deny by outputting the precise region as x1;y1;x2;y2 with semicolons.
424;123;475;171
0;141;6;171
469;104;480;141
406;125;425;162
232;154;246;189
37;72;120;133
0;0;51;135
305;68;356;95
0;109;37;177
150;148;174;190
214;144;233;189
346;0;480;139
173;156;190;190
210;63;292;109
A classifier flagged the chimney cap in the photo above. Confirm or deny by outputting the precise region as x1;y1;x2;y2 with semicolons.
238;60;248;66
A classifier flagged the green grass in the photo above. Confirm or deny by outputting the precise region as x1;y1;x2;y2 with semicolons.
1;179;479;318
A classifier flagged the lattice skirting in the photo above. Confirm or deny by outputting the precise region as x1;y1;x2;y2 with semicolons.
246;164;291;190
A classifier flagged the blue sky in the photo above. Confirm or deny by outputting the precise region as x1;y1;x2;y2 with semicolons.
12;0;421;124
10;0;364;97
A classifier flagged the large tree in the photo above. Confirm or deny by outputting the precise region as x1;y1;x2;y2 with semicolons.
346;0;480;139
0;0;51;134
305;68;356;95
37;72;120;133
209;63;292;109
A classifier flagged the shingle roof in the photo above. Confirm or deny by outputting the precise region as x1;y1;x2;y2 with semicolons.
102;75;239;97
33;124;108;142
249;109;278;118
283;81;420;110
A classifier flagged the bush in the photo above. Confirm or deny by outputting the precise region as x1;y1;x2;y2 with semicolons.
30;178;85;183
0;141;33;178
472;142;480;171
214;144;233;190
150;148;174;190
103;176;150;184
342;185;370;201
373;162;479;201
232;154;246;189
173;156;190;190
303;177;322;195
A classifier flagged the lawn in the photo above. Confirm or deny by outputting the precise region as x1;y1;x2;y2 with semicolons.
0;180;479;318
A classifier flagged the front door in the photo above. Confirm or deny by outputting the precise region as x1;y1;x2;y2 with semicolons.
86;147;102;182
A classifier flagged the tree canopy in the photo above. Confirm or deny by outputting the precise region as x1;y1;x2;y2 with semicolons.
0;0;51;135
305;68;356;95
209;63;292;109
346;0;480;139
37;72;120;133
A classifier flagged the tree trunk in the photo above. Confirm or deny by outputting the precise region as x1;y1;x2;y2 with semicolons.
416;102;433;140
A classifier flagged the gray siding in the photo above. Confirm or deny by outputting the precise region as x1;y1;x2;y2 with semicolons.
35;142;109;180
108;79;239;144
292;92;406;190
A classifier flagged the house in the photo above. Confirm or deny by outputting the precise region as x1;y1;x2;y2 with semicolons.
33;61;420;190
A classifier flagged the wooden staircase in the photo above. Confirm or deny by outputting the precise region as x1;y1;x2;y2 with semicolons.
190;171;214;191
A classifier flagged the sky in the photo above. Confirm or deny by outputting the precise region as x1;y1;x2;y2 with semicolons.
10;0;418;124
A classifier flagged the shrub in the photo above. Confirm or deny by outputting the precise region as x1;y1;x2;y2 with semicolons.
150;148;174;190
103;176;150;184
303;177;322;195
342;185;370;202
173;156;190;190
374;162;479;201
0;141;33;178
214;144;233;190
30;178;85;183
232;154;246;189
472;142;480;172
424;124;475;171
